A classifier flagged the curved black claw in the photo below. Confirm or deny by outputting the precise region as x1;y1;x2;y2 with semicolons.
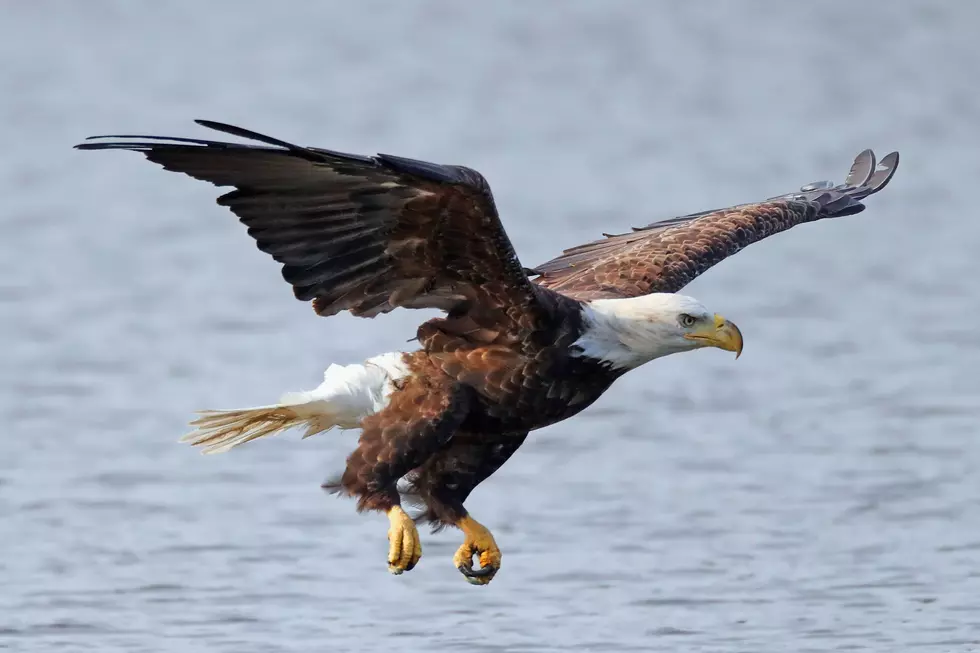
453;517;502;585
457;562;497;585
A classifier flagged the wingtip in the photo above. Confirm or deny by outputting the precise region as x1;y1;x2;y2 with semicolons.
189;119;319;157
881;150;900;168
74;133;156;148
866;150;899;193
194;118;225;130
844;148;876;187
74;139;114;150
194;119;248;135
73;134;115;148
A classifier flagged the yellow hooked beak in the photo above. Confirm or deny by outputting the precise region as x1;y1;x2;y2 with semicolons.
684;313;743;359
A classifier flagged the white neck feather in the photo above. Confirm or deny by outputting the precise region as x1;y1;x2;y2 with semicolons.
571;294;708;370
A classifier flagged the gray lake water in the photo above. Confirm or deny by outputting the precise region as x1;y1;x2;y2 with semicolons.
3;2;980;651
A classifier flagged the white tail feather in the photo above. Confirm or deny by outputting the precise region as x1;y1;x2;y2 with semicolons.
181;352;410;455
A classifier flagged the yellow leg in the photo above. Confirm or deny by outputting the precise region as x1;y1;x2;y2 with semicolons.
386;506;422;575
452;515;502;586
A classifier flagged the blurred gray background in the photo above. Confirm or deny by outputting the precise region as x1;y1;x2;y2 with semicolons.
2;2;979;652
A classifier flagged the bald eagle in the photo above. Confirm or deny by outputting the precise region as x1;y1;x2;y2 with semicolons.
76;121;898;585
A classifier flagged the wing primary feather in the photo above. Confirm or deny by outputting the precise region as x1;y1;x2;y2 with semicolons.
78;122;379;168
194;120;318;157
843;149;876;188
75;136;250;150
195;120;386;166
865;152;899;193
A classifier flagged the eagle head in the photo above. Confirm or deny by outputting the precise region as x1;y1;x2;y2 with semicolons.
573;293;743;369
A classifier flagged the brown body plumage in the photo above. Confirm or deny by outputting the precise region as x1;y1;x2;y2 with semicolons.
334;307;620;526
76;121;898;584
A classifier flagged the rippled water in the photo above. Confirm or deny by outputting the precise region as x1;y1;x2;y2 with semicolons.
3;2;980;651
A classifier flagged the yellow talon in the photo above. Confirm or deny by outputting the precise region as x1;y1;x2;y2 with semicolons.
386;506;422;575
453;515;502;585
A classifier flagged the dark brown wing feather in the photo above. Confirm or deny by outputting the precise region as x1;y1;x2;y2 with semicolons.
76;120;543;335
532;150;899;300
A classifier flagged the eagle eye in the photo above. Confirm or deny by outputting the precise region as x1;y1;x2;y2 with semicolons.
679;313;697;328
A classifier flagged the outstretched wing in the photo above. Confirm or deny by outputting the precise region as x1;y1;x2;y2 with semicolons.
532;150;899;300
76;120;543;333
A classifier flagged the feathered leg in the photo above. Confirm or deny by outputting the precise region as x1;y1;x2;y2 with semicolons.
324;378;470;575
408;431;528;585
